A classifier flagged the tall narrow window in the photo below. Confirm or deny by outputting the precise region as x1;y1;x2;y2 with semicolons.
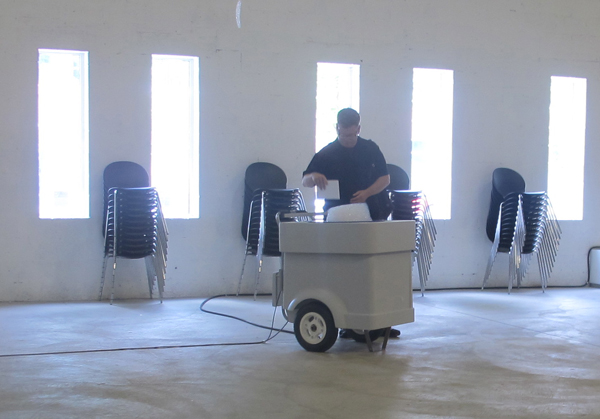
315;62;360;152
38;49;89;219
411;68;454;220
151;55;200;219
314;62;360;211
548;76;587;220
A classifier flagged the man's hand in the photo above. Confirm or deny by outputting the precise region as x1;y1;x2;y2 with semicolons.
350;175;390;204
312;173;328;190
302;172;328;190
350;189;370;203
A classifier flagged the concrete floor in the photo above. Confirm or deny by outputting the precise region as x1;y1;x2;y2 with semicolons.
2;287;600;418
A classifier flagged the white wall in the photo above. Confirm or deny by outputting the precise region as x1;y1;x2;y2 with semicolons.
1;0;599;301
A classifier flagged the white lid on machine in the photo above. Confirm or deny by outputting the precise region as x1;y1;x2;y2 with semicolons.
326;203;372;222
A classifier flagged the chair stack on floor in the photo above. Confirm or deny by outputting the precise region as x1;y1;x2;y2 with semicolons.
389;190;437;296
239;162;306;297
100;162;168;304
242;162;287;241
482;168;560;293
239;187;306;298
517;192;561;291
386;164;437;295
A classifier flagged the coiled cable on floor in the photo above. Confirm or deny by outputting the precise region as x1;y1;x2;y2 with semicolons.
199;293;294;335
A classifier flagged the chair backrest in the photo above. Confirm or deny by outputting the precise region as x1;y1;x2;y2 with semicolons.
103;162;150;234
486;168;526;242
242;162;287;240
245;162;287;193
492;168;525;199
104;161;150;189
386;164;410;191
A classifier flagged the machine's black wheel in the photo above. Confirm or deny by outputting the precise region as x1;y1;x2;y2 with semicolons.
348;328;386;343
294;302;338;352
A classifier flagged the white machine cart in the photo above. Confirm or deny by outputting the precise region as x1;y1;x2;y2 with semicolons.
274;215;416;352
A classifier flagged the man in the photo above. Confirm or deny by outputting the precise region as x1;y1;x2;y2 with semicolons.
302;108;400;339
302;108;391;220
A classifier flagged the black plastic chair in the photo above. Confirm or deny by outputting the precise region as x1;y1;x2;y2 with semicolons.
242;163;287;240
103;161;150;189
103;161;150;234
486;168;525;242
482;191;561;293
390;190;437;295
386;164;410;191
239;188;306;298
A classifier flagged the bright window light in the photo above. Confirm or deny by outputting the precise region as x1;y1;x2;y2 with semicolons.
314;62;360;211
38;49;89;219
548;76;587;220
151;55;200;219
411;68;454;220
315;62;360;152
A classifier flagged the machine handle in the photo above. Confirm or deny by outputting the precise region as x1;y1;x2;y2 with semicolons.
276;211;326;224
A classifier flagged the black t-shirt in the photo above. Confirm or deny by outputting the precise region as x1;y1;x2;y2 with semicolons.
303;137;390;218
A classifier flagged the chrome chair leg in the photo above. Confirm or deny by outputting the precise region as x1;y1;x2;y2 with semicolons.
110;255;117;305
237;253;249;296
99;255;109;301
144;256;155;299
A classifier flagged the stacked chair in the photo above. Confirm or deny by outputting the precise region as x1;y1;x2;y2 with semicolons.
386;164;437;296
482;192;522;293
486;168;525;242
482;169;561;293
242;162;287;240
518;192;561;290
100;162;168;304
389;190;437;296
239;163;306;298
386;164;410;191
